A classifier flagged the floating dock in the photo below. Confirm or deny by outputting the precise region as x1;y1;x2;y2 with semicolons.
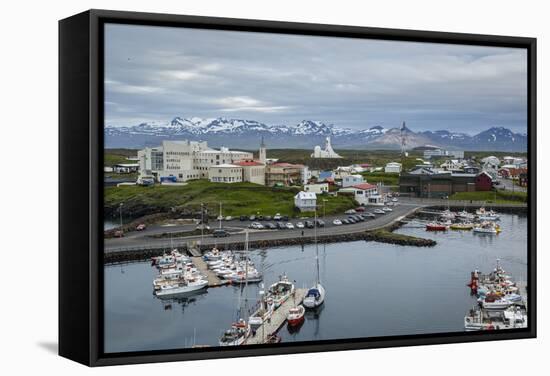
245;288;307;345
191;256;229;287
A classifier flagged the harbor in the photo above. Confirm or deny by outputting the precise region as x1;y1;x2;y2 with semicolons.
104;211;528;352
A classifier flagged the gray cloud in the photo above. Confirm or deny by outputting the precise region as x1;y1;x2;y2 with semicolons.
105;23;527;133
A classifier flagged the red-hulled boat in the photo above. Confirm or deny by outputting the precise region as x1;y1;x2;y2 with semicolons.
426;223;448;231
287;305;305;326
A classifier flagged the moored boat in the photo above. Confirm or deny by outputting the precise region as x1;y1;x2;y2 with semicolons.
426;222;448;231
287;304;305;326
450;222;474;230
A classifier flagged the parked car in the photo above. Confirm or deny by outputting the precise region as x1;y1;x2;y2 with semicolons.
392;197;398;202
265;222;277;229
285;222;294;229
249;215;256;221
136;223;146;231
196;224;211;231
217;215;224;221
315;219;325;227
342;219;350;225
355;207;365;212
249;222;264;229
364;212;376;218
239;215;247;221
383;207;392;212
114;230;124;238
374;209;385;214
213;229;230;238
296;222;305;229
353;215;364;222
305;220;315;229
333;219;342;225
347;217;356;224
345;209;356;214
257;215;264;221
281;215;289;222
225;216;233;221
277;222;286;229
265;215;272;221
273;213;282;221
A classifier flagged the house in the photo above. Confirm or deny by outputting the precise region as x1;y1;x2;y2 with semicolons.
318;170;335;183
208;164;243;183
481;156;500;169
342;174;364;188
440;159;462;171
463;166;480;174
384;162;402;174
304;183;329;194
339;183;382;206
475;172;493;191
294;191;317;212
266;163;304;186
233;160;266;185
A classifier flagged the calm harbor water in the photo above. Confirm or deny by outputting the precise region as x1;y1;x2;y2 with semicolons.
104;213;528;353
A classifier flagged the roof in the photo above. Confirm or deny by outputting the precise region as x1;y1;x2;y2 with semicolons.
386;162;402;167
352;183;377;190
271;162;304;168
233;160;264;166
114;163;139;167
295;191;317;200
212;163;241;168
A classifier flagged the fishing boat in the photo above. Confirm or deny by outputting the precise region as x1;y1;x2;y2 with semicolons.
440;209;455;220
450;222;474;230
228;269;263;284
219;319;250;346
154;277;208;297
473;222;501;234
426;222;448;231
303;211;326;309
267;275;295;308
287;305;305;326
476;207;500;221
456;210;475;220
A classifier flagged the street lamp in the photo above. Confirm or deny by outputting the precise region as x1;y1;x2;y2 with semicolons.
118;203;123;230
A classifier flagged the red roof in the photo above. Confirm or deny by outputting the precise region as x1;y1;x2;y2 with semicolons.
352;183;377;190
233;160;264;166
359;163;371;167
271;162;304;168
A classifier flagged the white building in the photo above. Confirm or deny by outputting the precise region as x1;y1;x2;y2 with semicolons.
311;137;342;158
385;162;402;173
304;183;329;194
233;160;266;185
481;156;501;168
138;140;253;182
342;174;364;188
294;191;317;212
209;164;243;183
423;148;464;159
339;183;383;206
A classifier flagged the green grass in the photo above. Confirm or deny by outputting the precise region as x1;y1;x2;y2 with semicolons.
104;179;357;218
361;172;400;186
449;190;527;203
104;149;138;167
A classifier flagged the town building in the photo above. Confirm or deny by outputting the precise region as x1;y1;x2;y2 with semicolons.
519;172;528;187
304;183;329;194
399;172;478;198
294;191;317;212
259;137;267;164
233;160;266;185
342;174;365;188
423;148;464;159
475;171;493;191
266;163;305;187
385;162;402;173
113;163;140;173
311;137;342;158
137;140;253;182
339;183;383;206
209;164;243;183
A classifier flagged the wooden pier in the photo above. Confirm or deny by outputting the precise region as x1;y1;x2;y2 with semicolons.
245;288;307;345
191;256;229;287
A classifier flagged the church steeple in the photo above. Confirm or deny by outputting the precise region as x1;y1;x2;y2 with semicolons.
259;136;267;163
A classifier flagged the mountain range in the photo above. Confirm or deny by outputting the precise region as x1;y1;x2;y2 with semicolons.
104;117;527;152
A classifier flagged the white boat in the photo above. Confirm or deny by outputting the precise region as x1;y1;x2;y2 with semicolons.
440;209;455;220
267;275;295;308
154;278;208;297
228;269;263;283
482;299;512;310
456;210;475;220
304;211;326;309
473;222;501;234
287;304;305;326
476;207;500;221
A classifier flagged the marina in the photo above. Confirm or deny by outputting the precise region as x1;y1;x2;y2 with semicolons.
104;211;528;353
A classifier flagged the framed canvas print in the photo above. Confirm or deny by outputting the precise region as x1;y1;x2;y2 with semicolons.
59;9;536;366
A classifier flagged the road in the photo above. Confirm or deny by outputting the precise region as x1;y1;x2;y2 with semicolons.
496;178;527;193
104;203;422;253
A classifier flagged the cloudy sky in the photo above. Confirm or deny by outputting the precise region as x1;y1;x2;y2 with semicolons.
105;23;527;134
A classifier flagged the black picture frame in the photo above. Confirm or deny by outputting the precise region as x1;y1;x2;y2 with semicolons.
59;9;537;367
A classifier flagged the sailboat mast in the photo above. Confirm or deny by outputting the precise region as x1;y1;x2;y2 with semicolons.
314;211;320;285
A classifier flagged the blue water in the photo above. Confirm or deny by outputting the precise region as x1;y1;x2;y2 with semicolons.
104;213;528;353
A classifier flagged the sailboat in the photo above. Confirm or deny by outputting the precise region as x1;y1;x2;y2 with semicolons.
303;211;326;309
219;231;251;346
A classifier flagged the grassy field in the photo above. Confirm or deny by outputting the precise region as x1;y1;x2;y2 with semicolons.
449;190;527;203
104;149;138;166
361;172;400;186
105;180;357;219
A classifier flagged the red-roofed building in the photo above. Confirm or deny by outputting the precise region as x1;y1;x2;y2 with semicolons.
338;183;383;206
233;159;266;185
475;171;493;191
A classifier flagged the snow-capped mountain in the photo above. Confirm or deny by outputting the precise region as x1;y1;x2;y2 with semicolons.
104;117;527;151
